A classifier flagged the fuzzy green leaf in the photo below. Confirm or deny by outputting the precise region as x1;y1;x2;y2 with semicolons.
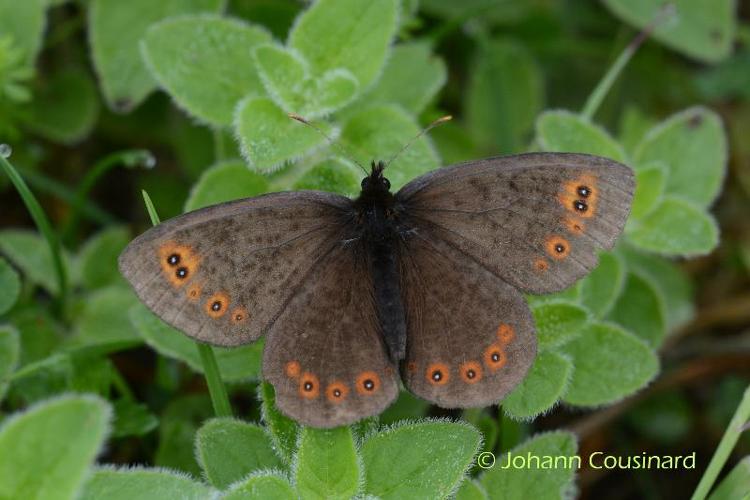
532;302;589;349
77;226;130;290
222;472;296;500
480;431;578;500
294;427;359;499
340;104;440;190
361;421;481;499
142;15;271;125
0;326;20;402
0;257;20;315
80;467;215;500
112;399;159;438
292;158;361;195
71;285;140;346
0;0;46;64
708;456;750;500
185;161;270;212
536;110;627;163
254;44;358;118
235;97;331;171
631;161;667;220
196;418;283;489
626;196;719;256
602;0;736;63
259;382;299;465
289;0;398;91
456;479;489;500
578;252;625;318
154;394;212;476
0;395;111;500
503;351;572;420
129;304;263;382
89;0;224;112
607;272;666;348
0;229;73;295
358;42;447;115
634;107;727;207
562;322;658;406
467;39;543;153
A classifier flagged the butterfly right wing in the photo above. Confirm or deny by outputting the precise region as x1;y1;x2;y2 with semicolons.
118;191;351;346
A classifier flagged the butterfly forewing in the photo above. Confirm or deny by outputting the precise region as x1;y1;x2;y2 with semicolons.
398;233;536;407
263;239;399;428
396;153;635;295
118;192;351;346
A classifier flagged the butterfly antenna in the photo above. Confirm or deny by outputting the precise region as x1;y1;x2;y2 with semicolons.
385;115;452;168
288;113;369;175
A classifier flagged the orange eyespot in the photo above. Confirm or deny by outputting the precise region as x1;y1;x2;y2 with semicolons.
186;283;202;301
545;235;570;260
285;361;301;378
426;363;450;386
356;371;381;395
406;361;417;373
497;323;515;344
534;258;549;272
326;381;349;403
559;174;598;218
564;216;585;235
459;361;482;384
158;241;202;287
204;291;230;318
484;344;506;371
230;306;248;324
299;372;319;399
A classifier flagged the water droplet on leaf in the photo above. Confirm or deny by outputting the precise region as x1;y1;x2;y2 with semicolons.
0;144;11;158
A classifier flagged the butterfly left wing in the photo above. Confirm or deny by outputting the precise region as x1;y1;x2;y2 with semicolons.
263;238;400;428
397;232;536;408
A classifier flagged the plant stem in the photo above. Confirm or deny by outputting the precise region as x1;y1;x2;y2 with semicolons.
141;190;232;418
213;129;226;162
691;384;750;500
0;154;68;315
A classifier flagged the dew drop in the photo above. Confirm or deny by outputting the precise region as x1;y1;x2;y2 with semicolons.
0;144;11;158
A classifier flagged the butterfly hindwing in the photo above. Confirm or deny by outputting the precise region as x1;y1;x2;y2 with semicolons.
396;153;635;294
398;233;536;408
263;239;399;428
118;192;350;346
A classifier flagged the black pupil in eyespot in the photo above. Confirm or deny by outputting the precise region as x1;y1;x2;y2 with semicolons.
176;267;188;278
364;379;374;390
212;301;221;311
304;382;313;391
577;186;590;197
167;254;180;266
555;244;565;253
574;200;587;212
334;389;341;397
432;371;442;381
492;353;500;362
467;369;476;379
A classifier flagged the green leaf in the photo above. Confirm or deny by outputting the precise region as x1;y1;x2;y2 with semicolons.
196;418;283;489
578;252;625;318
466;39;543;154
112;399;159;438
536;110;627;163
379;391;430;424
479;431;577;500
254;44;358;118
631;161;667;220
0;395;111;500
620;247;694;330
222;471;296;500
455;479;489;500
708;456;750;500
289;0;398;91
291;158;361;195
607;272;666;348
0;229;73;295
295;427;360;500
80;467;215;500
532;301;589;349
7;305;63;366
562;322;658;406
357;42;447;115
77;226;130;290
0;0;46;64
142;15;271;125
340;104;440;190
259;382;299;465
634;106;727;207
22;68;99;144
0;257;21;315
361;421;481;499
602;0;736;63
0;326;20;402
619;106;656;155
626;196;719;256
503;351;572;420
185;161;270;212
155;394;212;476
235;96;331;171
89;0;224;112
129;304;263;382
71;285;140;346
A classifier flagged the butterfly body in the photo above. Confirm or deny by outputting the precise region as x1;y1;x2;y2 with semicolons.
120;153;634;428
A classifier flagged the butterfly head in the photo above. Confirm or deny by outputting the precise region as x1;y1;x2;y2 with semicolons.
361;160;391;194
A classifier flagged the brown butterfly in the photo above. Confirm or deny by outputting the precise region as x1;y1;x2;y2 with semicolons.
119;152;634;427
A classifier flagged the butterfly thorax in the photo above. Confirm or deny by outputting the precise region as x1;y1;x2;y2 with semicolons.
354;161;400;244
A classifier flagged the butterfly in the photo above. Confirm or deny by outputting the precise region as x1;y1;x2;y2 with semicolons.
119;152;634;428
